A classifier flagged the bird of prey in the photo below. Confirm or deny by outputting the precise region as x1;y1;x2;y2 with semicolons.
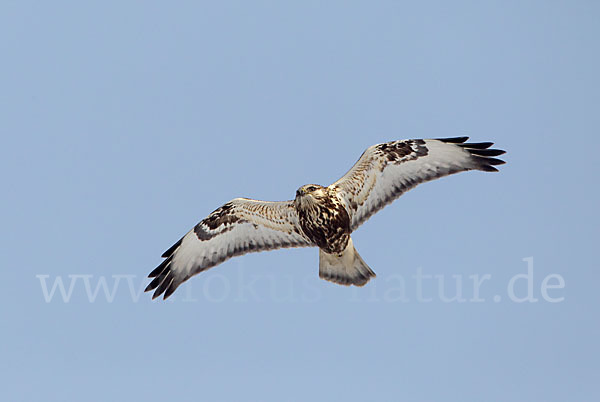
146;137;505;299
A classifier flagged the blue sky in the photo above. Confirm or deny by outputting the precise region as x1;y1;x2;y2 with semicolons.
1;1;599;401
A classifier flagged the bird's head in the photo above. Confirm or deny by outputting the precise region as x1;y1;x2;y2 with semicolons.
295;184;327;207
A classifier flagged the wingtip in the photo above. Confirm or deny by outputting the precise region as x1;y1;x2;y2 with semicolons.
436;136;469;144
148;258;169;278
459;141;494;150
161;238;182;258
468;148;506;157
448;139;506;172
164;283;178;299
144;275;162;292
473;156;505;172
486;157;506;165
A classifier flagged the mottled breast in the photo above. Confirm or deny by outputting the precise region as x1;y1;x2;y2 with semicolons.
297;192;351;254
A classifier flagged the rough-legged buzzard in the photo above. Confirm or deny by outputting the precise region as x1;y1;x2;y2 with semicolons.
146;137;505;299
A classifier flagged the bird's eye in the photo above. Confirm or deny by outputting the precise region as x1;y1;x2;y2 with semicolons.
308;186;316;191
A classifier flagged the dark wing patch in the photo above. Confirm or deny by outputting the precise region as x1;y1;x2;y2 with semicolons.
375;139;428;163
201;202;241;230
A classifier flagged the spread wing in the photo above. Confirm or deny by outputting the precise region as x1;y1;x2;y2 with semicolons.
331;137;506;230
145;198;311;299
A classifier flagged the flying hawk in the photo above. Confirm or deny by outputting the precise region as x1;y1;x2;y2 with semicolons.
146;137;505;299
